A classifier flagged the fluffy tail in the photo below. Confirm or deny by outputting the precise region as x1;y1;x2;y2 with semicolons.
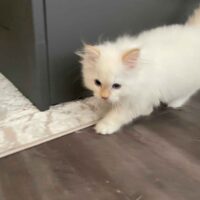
186;5;200;26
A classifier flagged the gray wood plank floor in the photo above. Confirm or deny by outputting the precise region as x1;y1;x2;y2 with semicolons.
1;94;200;200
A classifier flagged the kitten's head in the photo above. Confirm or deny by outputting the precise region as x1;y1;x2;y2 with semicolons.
77;43;140;103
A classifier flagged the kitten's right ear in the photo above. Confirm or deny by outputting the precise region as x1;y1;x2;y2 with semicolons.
76;44;100;63
122;48;140;68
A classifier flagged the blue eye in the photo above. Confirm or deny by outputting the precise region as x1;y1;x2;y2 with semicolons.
112;83;121;89
95;79;101;87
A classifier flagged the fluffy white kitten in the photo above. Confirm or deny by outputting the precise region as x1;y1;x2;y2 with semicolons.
77;6;200;135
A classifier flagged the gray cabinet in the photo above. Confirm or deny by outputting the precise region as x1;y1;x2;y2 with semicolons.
0;0;199;110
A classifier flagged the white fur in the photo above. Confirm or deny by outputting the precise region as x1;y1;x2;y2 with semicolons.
79;6;200;134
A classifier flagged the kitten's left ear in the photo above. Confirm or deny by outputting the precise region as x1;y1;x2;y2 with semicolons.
84;44;100;59
76;44;100;62
122;48;140;68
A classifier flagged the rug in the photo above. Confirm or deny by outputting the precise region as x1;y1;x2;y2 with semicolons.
0;73;107;158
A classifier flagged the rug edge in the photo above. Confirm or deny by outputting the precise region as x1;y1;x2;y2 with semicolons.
0;121;97;158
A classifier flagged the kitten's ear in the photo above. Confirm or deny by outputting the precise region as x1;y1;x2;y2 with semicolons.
76;44;100;62
84;44;100;59
122;48;140;68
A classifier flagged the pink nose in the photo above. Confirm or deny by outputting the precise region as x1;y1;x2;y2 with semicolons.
101;96;108;100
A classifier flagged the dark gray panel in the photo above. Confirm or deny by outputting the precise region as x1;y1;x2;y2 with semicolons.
45;0;194;104
0;0;50;110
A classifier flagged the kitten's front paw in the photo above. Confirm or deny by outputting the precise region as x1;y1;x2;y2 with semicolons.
95;120;120;135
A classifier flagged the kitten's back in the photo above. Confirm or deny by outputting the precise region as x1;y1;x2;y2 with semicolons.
186;5;200;26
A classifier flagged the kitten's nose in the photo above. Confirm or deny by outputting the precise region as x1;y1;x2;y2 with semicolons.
101;96;108;100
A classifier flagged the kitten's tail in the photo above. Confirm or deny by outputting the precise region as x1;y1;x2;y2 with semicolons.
186;5;200;26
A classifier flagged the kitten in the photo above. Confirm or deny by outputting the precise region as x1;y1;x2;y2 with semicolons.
77;6;200;135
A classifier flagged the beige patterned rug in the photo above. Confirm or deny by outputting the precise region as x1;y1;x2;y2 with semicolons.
0;73;107;158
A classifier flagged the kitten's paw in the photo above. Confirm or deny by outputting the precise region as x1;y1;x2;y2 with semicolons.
95;120;120;135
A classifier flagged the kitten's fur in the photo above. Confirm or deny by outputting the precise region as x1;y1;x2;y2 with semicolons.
77;6;200;135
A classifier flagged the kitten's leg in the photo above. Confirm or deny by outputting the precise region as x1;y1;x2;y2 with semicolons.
168;94;192;108
95;104;153;135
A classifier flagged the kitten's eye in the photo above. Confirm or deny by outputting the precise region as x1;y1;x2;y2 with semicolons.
94;79;101;87
112;83;121;89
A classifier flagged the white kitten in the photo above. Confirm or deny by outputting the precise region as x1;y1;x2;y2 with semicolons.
77;6;200;135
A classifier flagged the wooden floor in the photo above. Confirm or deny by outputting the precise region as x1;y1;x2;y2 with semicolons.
1;94;200;200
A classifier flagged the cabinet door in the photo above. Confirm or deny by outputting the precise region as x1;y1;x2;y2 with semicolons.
0;0;50;110
46;0;192;104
